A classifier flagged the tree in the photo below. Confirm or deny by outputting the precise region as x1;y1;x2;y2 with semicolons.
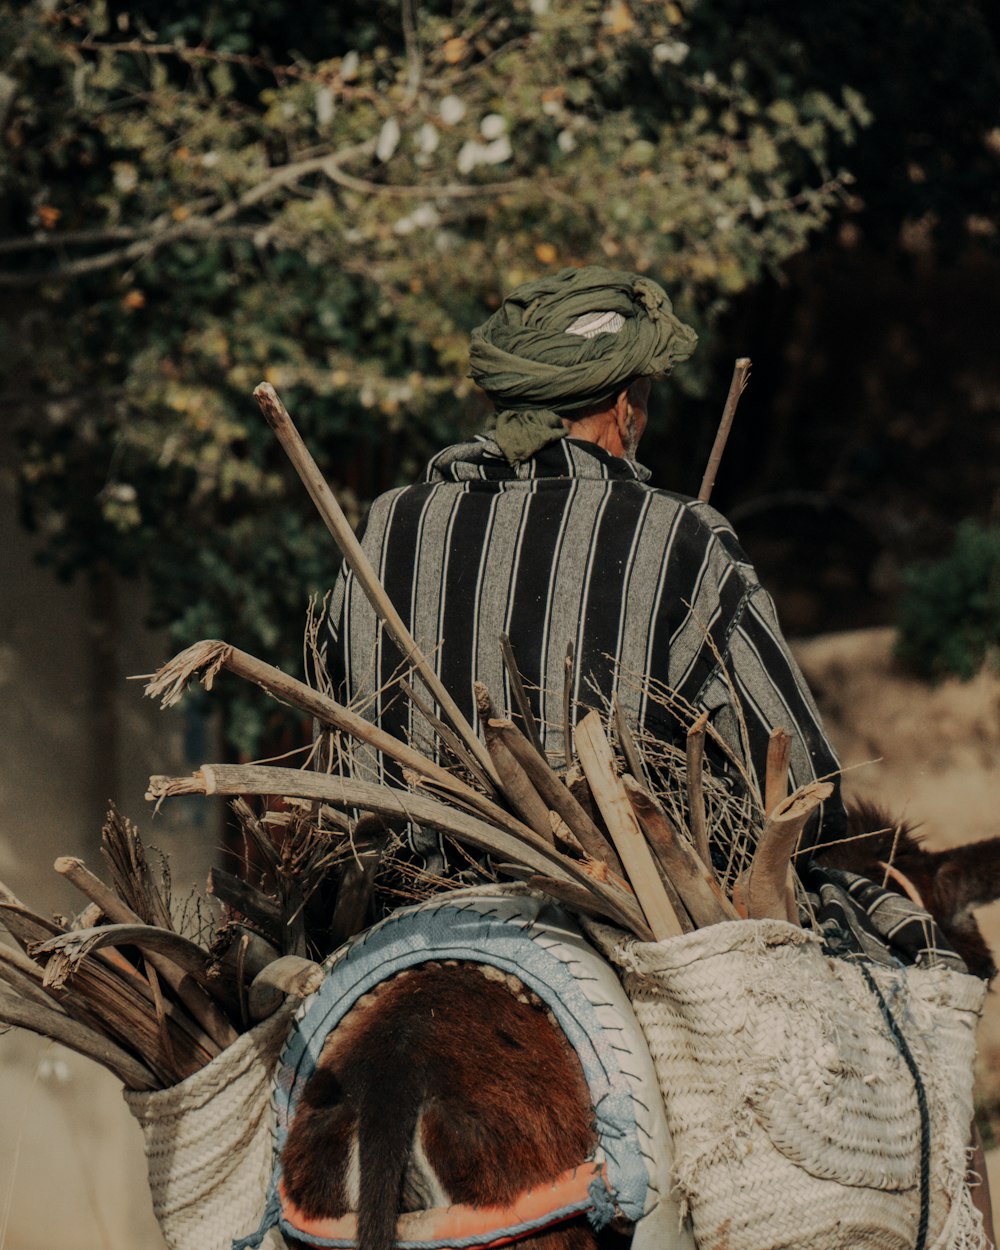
1;0;876;749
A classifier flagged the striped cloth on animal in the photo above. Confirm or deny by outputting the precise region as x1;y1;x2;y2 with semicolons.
325;433;846;862
803;865;968;973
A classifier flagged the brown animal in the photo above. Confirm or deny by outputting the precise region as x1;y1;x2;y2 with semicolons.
282;804;999;1250
281;961;598;1250
813;799;1000;979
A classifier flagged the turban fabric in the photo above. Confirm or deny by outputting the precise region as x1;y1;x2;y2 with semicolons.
469;266;698;464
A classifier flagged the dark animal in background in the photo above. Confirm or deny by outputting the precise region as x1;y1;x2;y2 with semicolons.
813;799;1000;979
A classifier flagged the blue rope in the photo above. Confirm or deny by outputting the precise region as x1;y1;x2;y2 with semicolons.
859;963;931;1250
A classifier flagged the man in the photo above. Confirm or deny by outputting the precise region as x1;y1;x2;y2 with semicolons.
316;266;995;1249
327;264;846;850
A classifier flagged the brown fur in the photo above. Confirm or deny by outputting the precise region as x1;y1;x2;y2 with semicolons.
812;799;1000;979
281;962;597;1250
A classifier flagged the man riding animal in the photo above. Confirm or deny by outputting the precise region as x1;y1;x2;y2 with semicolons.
324;266;846;882
265;266;993;1250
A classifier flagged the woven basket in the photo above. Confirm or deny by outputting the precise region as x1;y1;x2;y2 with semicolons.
588;918;988;1250
123;1005;294;1250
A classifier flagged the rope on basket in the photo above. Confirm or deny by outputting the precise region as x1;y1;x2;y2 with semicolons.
859;963;931;1250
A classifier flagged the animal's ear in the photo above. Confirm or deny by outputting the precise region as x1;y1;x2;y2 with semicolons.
930;836;1000;916
928;856;964;919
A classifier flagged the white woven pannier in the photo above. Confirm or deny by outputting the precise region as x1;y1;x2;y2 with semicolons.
588;917;988;1250
123;1005;294;1250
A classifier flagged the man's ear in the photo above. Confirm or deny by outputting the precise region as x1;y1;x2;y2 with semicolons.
613;387;631;439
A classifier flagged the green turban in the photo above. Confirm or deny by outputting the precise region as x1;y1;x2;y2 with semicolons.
469;265;698;464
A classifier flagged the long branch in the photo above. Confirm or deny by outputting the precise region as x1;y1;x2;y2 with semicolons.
147;764;649;936
144;639;528;837
32;923;218;986
0;143;537;288
255;383;501;786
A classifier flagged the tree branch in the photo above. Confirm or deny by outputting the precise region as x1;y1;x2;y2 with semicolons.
0;139;537;287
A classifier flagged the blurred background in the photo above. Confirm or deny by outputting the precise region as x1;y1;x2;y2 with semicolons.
1;1;998;1245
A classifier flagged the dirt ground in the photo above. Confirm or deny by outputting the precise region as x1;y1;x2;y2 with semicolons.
793;628;1000;1137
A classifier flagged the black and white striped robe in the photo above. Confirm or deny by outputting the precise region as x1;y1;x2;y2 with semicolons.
326;435;846;855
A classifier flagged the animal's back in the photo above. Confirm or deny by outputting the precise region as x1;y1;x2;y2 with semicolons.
281;961;598;1250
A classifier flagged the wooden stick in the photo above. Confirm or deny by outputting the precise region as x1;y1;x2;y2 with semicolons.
483;721;554;843
147;640;505;828
70;903;104;931
549;811;583;855
698;357;751;504
0;880;22;907
612;697;647;788
650;865;695;933
327;815;388;948
744;781;833;921
764;726;796;921
150;764;649;937
143;960;177;1077
574;713;686;940
3;904;211;1080
623;776;738;926
399;678;496;794
210;925;281;992
234;934;252;1029
498;634;545;757
521;877;654;941
160;765;566;879
564;767;599;828
474;681;548;838
248;955;325;1021
0;902;148;983
490;719;623;875
0;995;159;1090
53;857;235;1049
208;868;284;942
254;381;499;786
33;923;219;986
0;946;66;1012
764;727;793;816
686;710;710;864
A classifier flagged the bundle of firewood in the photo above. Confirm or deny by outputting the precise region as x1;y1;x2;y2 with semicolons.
0;631;820;1093
0;380;827;1090
0;799;336;1089
143;633;828;952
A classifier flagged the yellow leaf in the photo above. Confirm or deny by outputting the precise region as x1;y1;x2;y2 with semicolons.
602;2;634;35
443;36;468;64
534;242;557;264
36;205;61;230
666;2;684;25
172;205;191;222
121;289;146;311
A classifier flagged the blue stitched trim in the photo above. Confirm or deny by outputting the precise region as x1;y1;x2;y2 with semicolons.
234;898;649;1250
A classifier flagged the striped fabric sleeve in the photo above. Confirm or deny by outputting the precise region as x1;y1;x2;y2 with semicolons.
322;439;847;844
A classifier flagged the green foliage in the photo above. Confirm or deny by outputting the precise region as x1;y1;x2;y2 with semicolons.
895;521;1000;681
1;0;993;749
